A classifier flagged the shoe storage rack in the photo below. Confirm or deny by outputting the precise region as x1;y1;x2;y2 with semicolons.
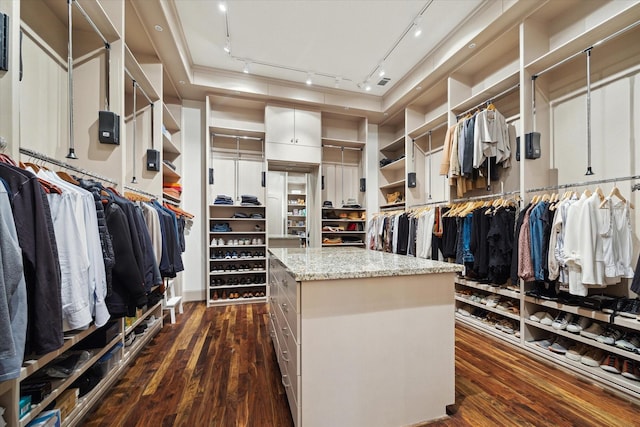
321;207;366;247
454;277;521;345
208;205;268;307
0;303;162;426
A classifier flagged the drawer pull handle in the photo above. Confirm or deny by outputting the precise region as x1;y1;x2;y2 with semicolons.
282;350;290;362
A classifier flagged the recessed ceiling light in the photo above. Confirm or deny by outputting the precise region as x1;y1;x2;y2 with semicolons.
468;42;476;49
365;84;372;91
414;26;422;38
306;73;313;86
154;25;163;32
219;2;227;12
179;80;185;85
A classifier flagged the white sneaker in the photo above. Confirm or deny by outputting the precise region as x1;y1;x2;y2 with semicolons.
580;322;605;340
539;312;554;326
211;238;218;246
529;311;547;322
457;305;472;317
485;295;501;308
219;238;225;246
552;312;574;330
549;337;572;354
597;327;623;345
566;316;591;334
615;334;640;352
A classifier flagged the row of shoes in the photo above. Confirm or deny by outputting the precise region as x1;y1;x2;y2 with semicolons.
457;305;520;336
534;338;640;381
603;298;640;317
210;276;266;286
211;264;264;273
456;291;520;315
211;290;266;300
211;237;264;246
459;277;520;294
526;289;640;319
211;250;266;259
529;311;638;350
124;316;155;347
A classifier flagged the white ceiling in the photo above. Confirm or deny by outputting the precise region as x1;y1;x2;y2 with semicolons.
172;0;485;96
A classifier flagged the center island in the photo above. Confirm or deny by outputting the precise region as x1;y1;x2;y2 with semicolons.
268;246;463;427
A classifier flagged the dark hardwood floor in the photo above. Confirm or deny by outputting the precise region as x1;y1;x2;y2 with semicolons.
84;302;640;426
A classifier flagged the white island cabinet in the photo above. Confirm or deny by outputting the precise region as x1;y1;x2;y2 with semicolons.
268;247;462;427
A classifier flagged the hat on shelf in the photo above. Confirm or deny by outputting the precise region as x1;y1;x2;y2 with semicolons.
323;201;333;207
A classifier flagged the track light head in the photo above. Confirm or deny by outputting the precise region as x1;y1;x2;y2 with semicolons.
65;148;78;159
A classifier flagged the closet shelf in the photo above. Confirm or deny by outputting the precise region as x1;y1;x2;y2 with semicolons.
524;342;640;397
209;283;267;289
455;313;520;345
322;219;366;223
523;296;611;323
380;158;405;172
163;133;180;155
125;301;162;335
124;46;159;102
209;204;265;209
18;334;123;427
524;320;640;364
321;137;366;149
379;135;405;153
455;296;521;321
123;318;163;363
455;277;520;299
209;217;266;221
208;231;266;235
163;103;180;133
379;179;406;191
209;270;267;276
407;111;448;140
208;296;267;306
209;244;266;249
451;72;519;115
321;231;365;235
209;257;267;262
163;192;181;204
162;164;181;182
322;207;365;211
20;325;98;380
287;215;306;218
380;202;406;210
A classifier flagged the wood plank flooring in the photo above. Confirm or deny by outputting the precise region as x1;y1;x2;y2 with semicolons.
84;302;640;426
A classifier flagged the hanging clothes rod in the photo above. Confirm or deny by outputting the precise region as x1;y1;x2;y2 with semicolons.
73;0;109;47
211;133;263;141
123;185;159;199
407;200;449;209
19;148;118;185
533;19;640;78
124;69;153;105
456;83;520;120
321;144;363;151
525;175;640;194
451;189;520;204
412;121;448;141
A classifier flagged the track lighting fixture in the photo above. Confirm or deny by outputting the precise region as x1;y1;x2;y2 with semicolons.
413;15;423;38
306;73;313;86
218;2;227;13
378;63;386;77
224;37;231;54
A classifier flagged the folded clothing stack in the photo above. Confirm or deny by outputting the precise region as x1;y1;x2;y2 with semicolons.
241;194;261;206
211;222;232;232
214;194;234;205
163;181;182;199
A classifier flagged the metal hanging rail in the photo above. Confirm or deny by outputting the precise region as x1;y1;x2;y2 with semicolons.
532;19;640;78
411;121;448;142
124;69;153;105
19;148;118;185
407;200;449;209
123;185;159;199
211;132;263;141
455;83;520;120
451;189;521;204
321;144;363;151
525;174;640;194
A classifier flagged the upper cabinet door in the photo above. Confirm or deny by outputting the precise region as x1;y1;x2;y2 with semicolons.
293;109;321;147
266;105;295;143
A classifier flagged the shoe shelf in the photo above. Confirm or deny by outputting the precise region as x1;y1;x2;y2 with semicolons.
524;320;640;364
322;219;366;223
454;296;521;321
210;257;267;262
614;316;640;331
210;244;267;249
18;334;123;427
524;342;640;397
123;317;163;363
321;231;365;235
209;231;267;235
322;207;365;212
124;301;163;336
208;296;267;306
209;269;267;276
455;313;520;344
524;296;613;324
380;158;405;172
210;282;266;289
455;277;520;300
209;217;265;221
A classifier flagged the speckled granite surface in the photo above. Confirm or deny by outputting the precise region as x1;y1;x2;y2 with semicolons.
269;247;463;281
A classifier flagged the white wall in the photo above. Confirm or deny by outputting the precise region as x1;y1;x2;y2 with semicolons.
181;100;206;301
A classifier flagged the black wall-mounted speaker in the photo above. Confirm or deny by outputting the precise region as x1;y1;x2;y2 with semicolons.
0;13;8;71
146;149;160;171
321;175;325;190
261;171;266;187
98;110;120;144
209;168;214;185
359;178;366;192
408;172;417;188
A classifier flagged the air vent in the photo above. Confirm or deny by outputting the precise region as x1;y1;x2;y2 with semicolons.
377;77;391;86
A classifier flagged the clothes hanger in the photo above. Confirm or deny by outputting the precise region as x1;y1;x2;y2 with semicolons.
56;170;79;185
600;185;635;209
594;186;605;201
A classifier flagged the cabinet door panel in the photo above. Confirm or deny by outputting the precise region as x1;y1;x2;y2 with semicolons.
294;109;321;147
266;105;295;143
238;159;265;200
266;142;321;164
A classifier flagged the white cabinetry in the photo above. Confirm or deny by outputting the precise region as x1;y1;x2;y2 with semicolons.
265;106;321;163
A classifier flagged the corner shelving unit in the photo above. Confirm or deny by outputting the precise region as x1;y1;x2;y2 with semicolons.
208;204;267;307
378;113;406;210
286;173;308;241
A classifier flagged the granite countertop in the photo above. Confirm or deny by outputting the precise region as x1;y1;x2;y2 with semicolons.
269;247;463;281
